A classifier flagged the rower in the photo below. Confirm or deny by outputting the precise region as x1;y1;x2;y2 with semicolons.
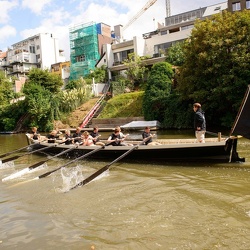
73;127;82;144
107;126;133;146
47;130;59;143
90;126;105;146
62;130;74;145
142;127;161;146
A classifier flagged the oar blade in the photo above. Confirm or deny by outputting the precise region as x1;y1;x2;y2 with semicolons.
69;144;139;191
36;146;105;180
70;165;109;190
0;145;30;159
2;155;20;164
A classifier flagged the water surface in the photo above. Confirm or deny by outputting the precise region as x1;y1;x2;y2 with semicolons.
0;132;250;249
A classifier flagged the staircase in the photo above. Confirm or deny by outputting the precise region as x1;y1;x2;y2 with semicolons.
79;83;110;128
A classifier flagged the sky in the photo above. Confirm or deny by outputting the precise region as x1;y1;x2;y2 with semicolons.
0;0;224;59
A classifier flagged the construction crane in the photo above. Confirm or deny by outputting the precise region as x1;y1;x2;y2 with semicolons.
166;0;171;17
122;0;171;32
122;0;158;31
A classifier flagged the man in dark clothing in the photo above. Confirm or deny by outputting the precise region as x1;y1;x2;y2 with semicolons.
90;126;105;146
73;127;82;144
47;130;59;143
193;103;206;143
142;127;161;145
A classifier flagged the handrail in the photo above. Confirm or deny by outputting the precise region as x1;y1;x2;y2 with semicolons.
80;83;110;128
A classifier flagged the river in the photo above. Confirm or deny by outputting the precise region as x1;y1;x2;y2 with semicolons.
0;132;250;250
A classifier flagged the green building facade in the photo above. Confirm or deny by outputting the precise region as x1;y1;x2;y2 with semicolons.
69;22;100;80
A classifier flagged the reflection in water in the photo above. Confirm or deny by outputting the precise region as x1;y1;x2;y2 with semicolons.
0;133;250;249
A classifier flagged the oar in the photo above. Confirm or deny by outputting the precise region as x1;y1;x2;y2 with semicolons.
0;145;31;159
2;146;78;182
69;144;140;190
32;145;106;180
1;143;58;164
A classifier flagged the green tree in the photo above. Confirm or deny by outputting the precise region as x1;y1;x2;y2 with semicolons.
88;65;108;83
23;83;56;130
123;53;147;90
65;77;86;90
143;62;173;121
26;68;63;93
165;42;185;66
177;10;250;127
0;70;16;106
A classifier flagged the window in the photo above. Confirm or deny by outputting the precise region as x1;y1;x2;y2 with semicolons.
29;46;35;53
214;6;221;11
232;2;241;11
36;45;40;50
247;0;250;9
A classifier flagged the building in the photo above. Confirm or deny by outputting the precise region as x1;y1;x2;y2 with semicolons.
96;2;233;81
69;22;112;80
0;50;7;73
228;0;250;11
51;61;70;87
3;33;65;79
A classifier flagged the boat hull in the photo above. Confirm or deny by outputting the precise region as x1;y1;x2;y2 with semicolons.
27;136;244;163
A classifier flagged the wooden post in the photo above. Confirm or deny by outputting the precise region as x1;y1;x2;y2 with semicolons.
218;132;221;142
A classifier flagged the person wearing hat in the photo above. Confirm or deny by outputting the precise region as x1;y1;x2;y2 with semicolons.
193;103;206;143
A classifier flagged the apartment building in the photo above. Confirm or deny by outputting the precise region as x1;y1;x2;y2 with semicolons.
96;2;232;81
51;61;70;87
69;22;113;80
144;2;227;56
3;33;65;78
0;50;7;73
228;0;250;11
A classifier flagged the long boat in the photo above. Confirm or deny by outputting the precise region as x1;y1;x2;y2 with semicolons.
24;133;243;163
24;85;250;164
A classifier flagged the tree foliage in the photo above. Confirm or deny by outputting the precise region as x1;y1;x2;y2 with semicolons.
0;70;16;106
26;68;63;93
123;53;147;90
177;10;250;127
143;62;173;121
165;42;185;66
88;65;108;83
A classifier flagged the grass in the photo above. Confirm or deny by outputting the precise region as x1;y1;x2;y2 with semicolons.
99;91;144;118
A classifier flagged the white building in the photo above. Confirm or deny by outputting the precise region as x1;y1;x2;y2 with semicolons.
4;33;65;78
97;2;228;80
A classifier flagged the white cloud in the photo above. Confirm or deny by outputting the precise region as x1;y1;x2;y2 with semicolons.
0;0;18;24
21;0;52;14
0;25;16;45
47;8;71;25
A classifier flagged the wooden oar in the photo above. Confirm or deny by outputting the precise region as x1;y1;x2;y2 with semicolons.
32;145;106;180
0;145;31;159
1;143;58;164
69;144;140;190
2;146;78;182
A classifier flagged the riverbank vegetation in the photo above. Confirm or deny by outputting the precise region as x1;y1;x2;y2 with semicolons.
0;10;250;132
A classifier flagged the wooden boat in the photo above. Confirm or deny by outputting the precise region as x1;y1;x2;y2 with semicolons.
25;134;243;163
25;85;250;164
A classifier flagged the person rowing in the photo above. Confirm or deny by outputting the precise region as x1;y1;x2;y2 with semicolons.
30;126;40;141
62;129;74;145
142;126;161;146
72;127;82;144
107;126;133;146
47;130;60;143
82;131;96;146
90;126;105;146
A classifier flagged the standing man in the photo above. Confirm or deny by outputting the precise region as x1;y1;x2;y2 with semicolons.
193;103;206;143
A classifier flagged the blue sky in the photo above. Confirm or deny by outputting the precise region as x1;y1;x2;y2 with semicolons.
0;0;223;59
